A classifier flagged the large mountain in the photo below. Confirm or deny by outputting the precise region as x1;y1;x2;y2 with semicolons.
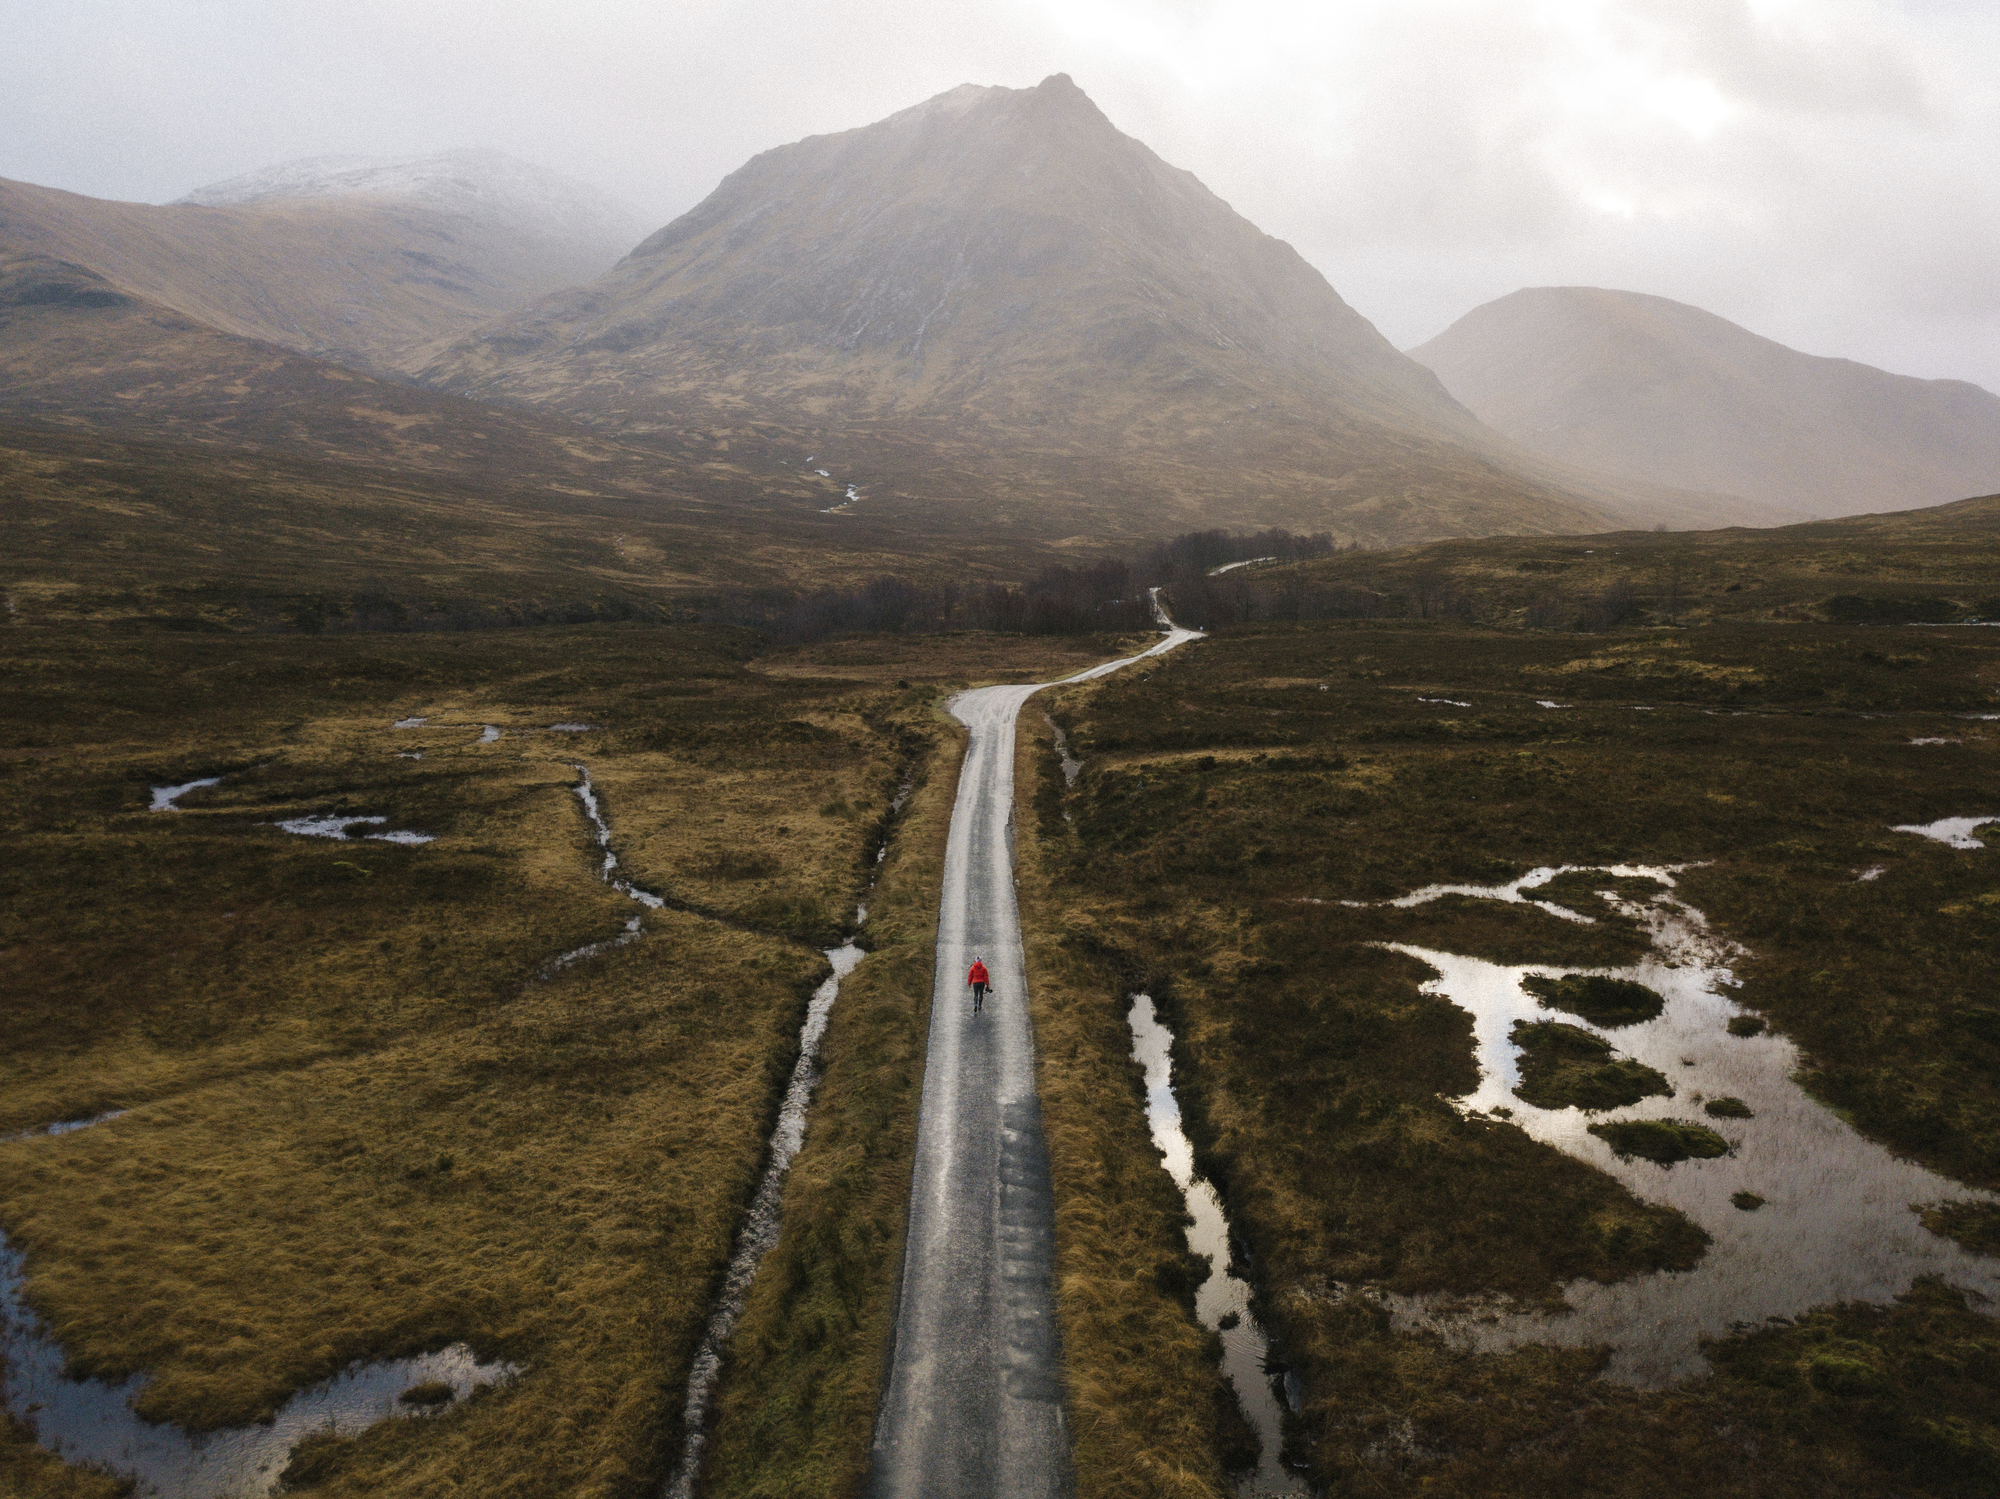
0;151;643;373
421;76;1618;544
1411;287;2000;521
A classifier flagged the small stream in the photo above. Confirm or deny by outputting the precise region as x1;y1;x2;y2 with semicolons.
1128;996;1305;1496
663;753;917;1493
1;1116;517;1498
1367;865;2000;1384
663;943;867;1499
547;763;665;971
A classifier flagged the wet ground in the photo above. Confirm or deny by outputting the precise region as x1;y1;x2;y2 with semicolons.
870;615;1200;1499
1128;996;1305;1496
1369;867;2000;1384
1;1113;517;1499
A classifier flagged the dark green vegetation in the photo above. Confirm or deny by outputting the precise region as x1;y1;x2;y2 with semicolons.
1027;594;2000;1494
1524;972;1665;1026
1734;1192;1768;1211
1589;1118;1733;1166
0;616;1141;1496
1511;1021;1673;1112
1179;489;2000;631
1706;1097;1756;1119
1922;1202;2000;1258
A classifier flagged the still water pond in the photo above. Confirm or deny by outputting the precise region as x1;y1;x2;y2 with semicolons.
1;1115;516;1498
1376;866;2000;1384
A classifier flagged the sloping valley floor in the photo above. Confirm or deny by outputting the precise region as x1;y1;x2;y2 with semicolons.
0;621;1139;1497
6;613;2000;1498
1020;618;2000;1497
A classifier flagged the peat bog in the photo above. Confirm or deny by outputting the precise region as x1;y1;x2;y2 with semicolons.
1021;611;2000;1496
0;618;1138;1497
7;537;2000;1498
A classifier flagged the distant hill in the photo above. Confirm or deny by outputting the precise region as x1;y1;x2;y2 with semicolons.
0;246;1096;627
421;76;1620;546
1197;488;2000;632
1410;288;2000;521
174;147;643;263
0;151;643;373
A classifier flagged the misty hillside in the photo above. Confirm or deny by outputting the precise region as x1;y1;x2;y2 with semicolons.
1411;287;2000;520
423;75;1618;544
176;148;645;276
0;152;641;373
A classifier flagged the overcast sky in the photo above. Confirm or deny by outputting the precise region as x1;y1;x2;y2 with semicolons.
6;0;1996;390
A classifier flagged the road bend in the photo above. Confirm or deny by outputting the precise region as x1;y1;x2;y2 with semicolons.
868;605;1202;1499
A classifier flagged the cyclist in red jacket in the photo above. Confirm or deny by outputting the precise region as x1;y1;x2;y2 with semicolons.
967;958;989;1014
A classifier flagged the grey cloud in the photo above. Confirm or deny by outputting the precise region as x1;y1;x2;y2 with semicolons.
2;0;1995;388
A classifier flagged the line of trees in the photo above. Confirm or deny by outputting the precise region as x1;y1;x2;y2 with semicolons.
724;530;1349;644
1137;528;1340;577
709;560;1159;644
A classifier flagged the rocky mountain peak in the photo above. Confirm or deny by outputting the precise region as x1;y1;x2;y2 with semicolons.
418;78;1611;543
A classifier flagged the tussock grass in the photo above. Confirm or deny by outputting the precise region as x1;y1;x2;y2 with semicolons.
1588;1118;1732;1165
1511;1020;1672;1112
694;721;961;1498
1524;973;1665;1027
1037;615;2000;1493
0;621;929;1492
1014;708;1253;1497
1920;1202;2000;1257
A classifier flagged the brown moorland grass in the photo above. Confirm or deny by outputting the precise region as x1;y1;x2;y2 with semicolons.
1014;707;1254;1498
1;616;1164;1496
1209;491;2000;630
1034;616;2000;1493
0;620;928;1493
692;709;961;1498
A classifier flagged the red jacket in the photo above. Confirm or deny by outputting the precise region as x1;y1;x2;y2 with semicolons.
967;961;989;986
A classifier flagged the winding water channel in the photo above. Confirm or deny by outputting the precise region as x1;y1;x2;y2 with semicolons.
665;943;868;1499
1128;997;1305;1496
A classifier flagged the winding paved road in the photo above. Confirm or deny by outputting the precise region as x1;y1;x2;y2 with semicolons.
869;608;1202;1499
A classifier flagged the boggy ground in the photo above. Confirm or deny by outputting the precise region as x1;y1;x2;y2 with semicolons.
0;620;1134;1498
1027;617;2000;1496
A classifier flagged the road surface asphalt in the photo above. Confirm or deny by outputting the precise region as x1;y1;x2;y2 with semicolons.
869;611;1203;1499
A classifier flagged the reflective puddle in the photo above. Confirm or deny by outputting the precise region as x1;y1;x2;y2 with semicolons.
150;779;220;812
274;814;434;846
1892;814;1997;849
1128;995;1305;1495
1369;867;2000;1384
1;1117;517;1498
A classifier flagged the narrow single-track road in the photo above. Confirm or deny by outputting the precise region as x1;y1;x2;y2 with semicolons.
869;606;1201;1499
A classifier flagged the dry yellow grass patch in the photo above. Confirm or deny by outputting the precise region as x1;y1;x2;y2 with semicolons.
0;624;918;1494
696;717;964;1498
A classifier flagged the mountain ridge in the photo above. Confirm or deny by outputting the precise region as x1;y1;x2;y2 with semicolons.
174;148;645;265
0;153;640;374
1410;286;2000;520
420;75;1622;545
